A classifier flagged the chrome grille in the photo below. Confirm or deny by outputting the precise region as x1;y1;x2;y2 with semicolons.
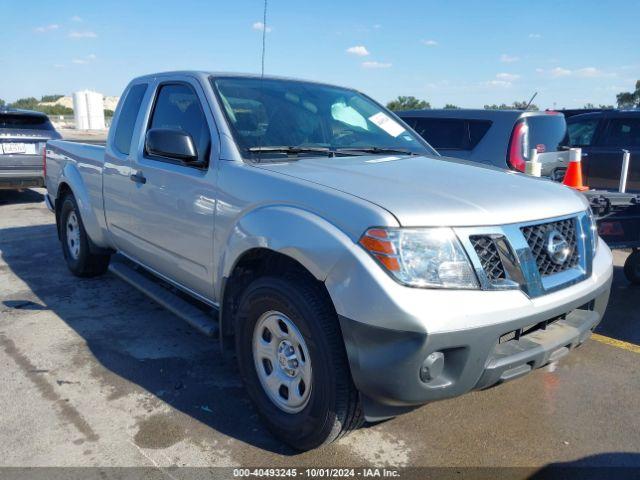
520;218;580;276
470;236;505;282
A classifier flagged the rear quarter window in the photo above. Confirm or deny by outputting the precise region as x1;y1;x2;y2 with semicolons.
0;113;52;130
113;83;148;155
406;117;491;150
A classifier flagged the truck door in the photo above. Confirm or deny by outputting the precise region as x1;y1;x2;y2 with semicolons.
103;82;150;248
125;78;218;300
588;117;640;192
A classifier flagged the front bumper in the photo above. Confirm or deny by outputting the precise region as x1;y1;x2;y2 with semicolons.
327;239;613;421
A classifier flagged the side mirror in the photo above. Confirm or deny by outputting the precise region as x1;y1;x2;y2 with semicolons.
145;128;198;163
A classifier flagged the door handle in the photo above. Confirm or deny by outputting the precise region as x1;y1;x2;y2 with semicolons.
130;171;147;184
581;152;589;158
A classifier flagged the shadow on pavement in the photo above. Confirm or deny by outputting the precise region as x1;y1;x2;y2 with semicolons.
0;189;44;205
530;452;640;479
0;222;295;455
595;263;640;345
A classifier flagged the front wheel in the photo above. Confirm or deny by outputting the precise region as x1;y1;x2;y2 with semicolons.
59;194;110;277
624;250;640;285
235;276;363;450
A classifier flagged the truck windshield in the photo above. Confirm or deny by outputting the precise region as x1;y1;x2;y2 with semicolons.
211;77;436;158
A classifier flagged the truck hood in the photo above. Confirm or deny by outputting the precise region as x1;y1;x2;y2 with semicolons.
256;154;588;227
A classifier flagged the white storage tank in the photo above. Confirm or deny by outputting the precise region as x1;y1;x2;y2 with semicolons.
72;90;90;130
72;90;106;130
86;91;105;130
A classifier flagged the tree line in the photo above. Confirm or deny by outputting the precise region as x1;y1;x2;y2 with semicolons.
0;95;114;117
385;80;640;111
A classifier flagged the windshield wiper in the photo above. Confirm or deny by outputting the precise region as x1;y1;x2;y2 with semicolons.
248;146;335;159
335;146;419;156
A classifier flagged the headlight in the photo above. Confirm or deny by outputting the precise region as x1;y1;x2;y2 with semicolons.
359;228;479;289
587;208;599;256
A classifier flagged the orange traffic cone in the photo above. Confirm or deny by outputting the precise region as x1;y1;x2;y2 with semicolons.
563;148;589;191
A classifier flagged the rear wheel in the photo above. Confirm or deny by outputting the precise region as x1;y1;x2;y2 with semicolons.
235;275;363;450
59;194;110;277
623;250;640;285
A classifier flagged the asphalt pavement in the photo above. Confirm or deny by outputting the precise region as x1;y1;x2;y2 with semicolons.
0;188;638;477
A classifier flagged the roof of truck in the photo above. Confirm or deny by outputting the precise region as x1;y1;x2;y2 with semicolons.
131;71;357;92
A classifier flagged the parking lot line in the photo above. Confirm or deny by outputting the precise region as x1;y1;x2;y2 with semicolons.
591;333;640;354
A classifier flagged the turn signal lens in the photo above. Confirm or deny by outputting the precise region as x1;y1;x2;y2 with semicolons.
359;227;479;289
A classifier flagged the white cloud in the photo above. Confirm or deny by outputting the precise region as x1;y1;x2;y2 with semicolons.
34;24;59;33
486;80;512;88
373;24;382;29
70;15;83;22
575;67;613;78
500;54;519;63
496;72;520;81
346;45;370;56
53;64;65;69
252;22;272;33
69;30;97;38
550;67;572;77
421;39;438;46
362;61;392;69
72;53;97;65
529;33;542;39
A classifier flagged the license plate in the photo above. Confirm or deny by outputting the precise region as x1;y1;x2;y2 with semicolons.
1;143;27;154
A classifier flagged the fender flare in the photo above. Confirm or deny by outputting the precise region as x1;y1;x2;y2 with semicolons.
218;205;358;291
56;164;110;248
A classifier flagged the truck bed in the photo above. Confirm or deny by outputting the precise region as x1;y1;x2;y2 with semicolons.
45;139;110;248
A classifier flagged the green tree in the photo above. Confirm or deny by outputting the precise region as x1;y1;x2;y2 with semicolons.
484;101;538;111
8;97;72;115
39;105;73;115
9;97;40;110
511;100;539;111
386;96;430;111
443;104;460;109
0;99;5;107
484;103;511;110
104;109;114;117
616;80;640;108
40;94;64;103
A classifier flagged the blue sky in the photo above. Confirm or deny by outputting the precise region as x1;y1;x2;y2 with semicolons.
2;0;639;108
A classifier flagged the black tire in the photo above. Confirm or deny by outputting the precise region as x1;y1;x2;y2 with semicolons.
234;275;363;450
623;251;640;285
59;194;110;277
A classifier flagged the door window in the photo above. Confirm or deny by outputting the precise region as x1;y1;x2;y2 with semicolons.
409;118;490;150
148;83;211;164
601;118;640;147
566;119;599;147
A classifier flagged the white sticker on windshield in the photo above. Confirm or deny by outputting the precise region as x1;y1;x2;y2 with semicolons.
368;112;406;137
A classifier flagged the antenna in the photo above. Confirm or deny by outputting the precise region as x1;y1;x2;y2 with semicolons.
261;0;268;77
525;91;538;110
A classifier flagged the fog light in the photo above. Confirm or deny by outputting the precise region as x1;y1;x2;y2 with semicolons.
419;351;444;383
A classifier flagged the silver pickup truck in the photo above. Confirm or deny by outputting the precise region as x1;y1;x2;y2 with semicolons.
45;71;613;451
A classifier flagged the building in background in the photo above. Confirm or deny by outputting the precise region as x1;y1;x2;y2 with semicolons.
72;90;105;130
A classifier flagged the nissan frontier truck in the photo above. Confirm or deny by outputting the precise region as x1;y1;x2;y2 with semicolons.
44;71;613;450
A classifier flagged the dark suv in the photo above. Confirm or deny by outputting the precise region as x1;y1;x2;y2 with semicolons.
398;109;567;177
0;108;61;190
565;110;640;192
